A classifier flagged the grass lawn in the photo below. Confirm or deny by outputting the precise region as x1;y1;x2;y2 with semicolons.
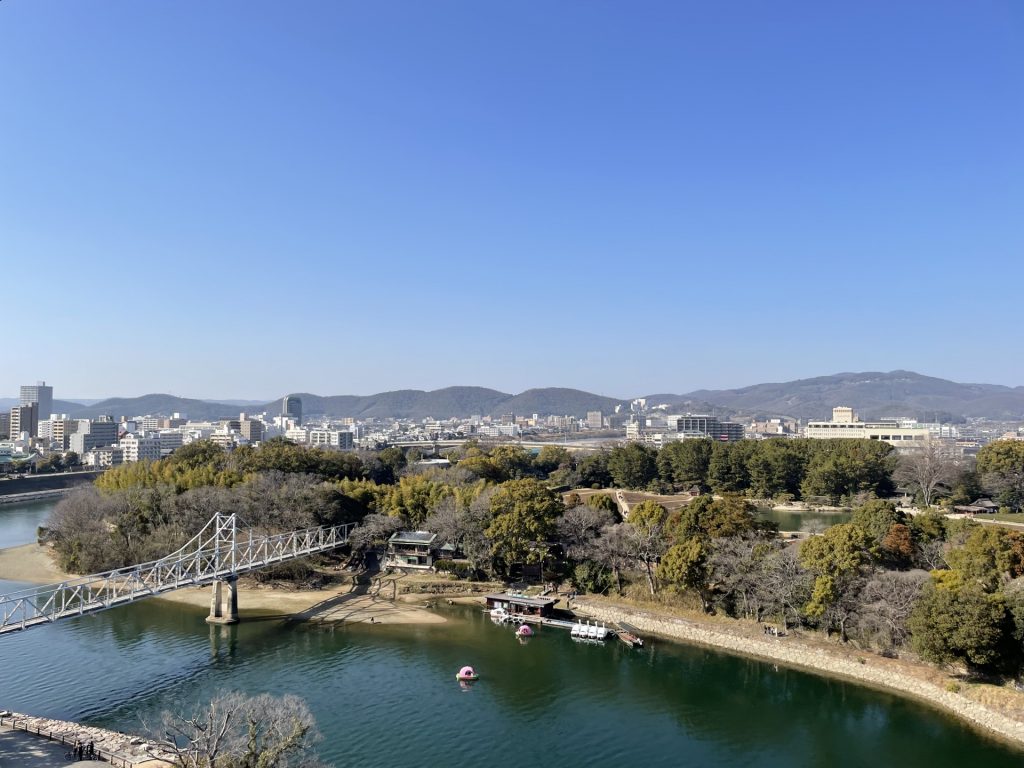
988;512;1024;523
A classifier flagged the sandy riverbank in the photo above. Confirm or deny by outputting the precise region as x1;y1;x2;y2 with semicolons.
0;544;67;584
573;595;1024;750
0;543;444;626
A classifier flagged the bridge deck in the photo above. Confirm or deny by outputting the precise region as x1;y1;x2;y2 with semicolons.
0;514;352;635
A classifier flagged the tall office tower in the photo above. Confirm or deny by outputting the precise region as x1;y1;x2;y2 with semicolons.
10;403;39;439
282;395;302;426
20;382;53;430
0;412;9;438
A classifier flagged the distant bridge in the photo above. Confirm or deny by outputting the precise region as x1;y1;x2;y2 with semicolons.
0;513;353;635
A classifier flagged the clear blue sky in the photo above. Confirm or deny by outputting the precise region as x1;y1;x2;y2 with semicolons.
2;1;1021;400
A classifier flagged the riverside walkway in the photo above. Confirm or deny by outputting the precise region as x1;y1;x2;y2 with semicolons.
0;513;353;634
0;711;174;766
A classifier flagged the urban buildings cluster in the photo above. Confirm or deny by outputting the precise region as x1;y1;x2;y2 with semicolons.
622;402;1019;457
0;382;619;471
2;379;1022;473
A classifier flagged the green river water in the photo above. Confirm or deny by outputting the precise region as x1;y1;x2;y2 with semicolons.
1;500;1022;767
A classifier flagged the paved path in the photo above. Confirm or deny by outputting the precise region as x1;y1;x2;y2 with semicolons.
615;489;630;516
0;726;78;767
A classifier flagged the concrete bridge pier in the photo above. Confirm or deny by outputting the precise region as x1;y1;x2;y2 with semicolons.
206;576;239;624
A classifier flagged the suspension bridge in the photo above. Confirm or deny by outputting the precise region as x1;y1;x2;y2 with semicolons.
0;513;354;635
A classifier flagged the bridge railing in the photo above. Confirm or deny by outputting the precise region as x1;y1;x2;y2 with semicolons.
0;514;354;633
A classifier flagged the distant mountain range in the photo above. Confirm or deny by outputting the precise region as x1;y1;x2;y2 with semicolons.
2;371;1022;422
646;371;1024;421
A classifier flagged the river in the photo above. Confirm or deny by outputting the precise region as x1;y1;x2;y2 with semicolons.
0;497;58;550
0;499;1021;767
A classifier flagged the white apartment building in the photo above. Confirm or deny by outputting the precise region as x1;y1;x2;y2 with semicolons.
209;432;240;448
308;429;354;450
84;445;124;468
285;427;310;444
182;428;215;445
119;433;162;463
477;424;521;438
804;407;931;447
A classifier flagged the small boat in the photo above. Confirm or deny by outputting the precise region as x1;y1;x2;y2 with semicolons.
618;631;643;648
490;607;510;624
456;665;479;682
570;620;609;641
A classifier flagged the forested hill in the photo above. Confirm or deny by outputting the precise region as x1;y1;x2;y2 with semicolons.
272;387;623;419
61;394;245;422
666;370;1024;421
12;371;1023;421
47;387;626;420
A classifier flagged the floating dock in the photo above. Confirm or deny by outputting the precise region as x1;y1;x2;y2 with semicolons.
490;608;644;645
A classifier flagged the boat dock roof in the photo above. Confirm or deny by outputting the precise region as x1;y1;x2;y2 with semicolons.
485;593;558;608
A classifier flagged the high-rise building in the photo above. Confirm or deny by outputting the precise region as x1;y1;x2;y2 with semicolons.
586;411;603;429
282;396;302;425
240;419;265;443
10;403;38;440
20;381;53;431
69;418;119;455
0;412;9;439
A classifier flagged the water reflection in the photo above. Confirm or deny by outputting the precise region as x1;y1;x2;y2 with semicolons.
0;570;1020;766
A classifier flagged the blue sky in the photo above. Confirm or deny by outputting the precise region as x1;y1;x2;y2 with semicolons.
2;1;1021;400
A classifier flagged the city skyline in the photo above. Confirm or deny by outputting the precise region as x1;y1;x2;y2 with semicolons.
4;368;1024;425
3;2;1022;398
3;365;1024;406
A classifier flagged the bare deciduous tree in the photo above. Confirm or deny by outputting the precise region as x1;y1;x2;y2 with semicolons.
710;533;780;621
853;569;929;652
914;538;949;571
348;513;404;553
758;547;813;628
597;519;667;597
591;523;633;595
557;505;615;560
423;495;491;572
895;442;960;508
158;691;324;768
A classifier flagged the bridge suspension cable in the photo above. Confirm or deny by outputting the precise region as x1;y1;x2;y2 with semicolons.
0;513;353;635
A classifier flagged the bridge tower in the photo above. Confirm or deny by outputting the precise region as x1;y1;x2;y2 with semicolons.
206;576;239;624
206;513;240;624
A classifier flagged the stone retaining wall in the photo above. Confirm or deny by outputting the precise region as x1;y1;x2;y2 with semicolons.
0;711;175;766
0;488;72;506
575;600;1024;749
0;471;102;498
